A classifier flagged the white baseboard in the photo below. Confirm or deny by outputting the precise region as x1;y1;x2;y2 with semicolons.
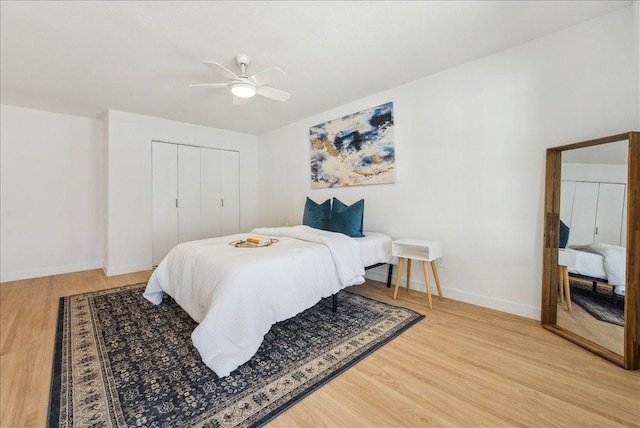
364;268;394;285
364;270;540;321
0;261;103;283
103;263;152;277
2;261;539;321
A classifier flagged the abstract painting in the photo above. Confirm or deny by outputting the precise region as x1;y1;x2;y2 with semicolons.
310;102;395;188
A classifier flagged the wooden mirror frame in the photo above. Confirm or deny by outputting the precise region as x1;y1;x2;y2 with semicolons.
541;131;639;370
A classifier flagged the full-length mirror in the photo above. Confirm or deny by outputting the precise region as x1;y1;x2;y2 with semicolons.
542;131;639;370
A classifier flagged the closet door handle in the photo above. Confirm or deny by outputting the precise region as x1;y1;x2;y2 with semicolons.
221;198;224;207
175;198;178;208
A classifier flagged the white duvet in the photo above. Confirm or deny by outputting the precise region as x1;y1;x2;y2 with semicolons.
568;243;626;294
143;225;366;377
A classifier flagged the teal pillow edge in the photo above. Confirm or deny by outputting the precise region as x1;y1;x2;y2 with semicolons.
302;197;331;231
329;198;365;238
559;220;569;248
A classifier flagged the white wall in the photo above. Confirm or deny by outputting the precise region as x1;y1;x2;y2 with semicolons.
0;106;260;281
0;105;104;281
258;7;639;319
635;1;640;104
104;110;259;276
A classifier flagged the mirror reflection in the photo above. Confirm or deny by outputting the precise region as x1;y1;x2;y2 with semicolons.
555;140;627;356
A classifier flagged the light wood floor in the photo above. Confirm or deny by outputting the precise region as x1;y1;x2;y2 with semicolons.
1;270;639;427
556;295;624;355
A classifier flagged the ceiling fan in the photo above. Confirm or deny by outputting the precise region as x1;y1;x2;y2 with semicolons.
190;54;291;105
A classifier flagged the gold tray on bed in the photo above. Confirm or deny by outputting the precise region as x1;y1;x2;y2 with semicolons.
229;238;278;248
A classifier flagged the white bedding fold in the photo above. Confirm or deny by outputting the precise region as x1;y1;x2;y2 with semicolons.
252;225;365;287
569;243;626;292
143;226;367;377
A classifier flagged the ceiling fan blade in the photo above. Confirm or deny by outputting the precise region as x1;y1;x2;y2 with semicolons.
233;95;249;105
256;85;291;102
189;83;230;88
202;61;239;80
249;67;286;86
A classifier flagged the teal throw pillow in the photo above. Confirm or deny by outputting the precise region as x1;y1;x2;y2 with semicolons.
302;197;331;230
559;220;570;248
330;198;365;238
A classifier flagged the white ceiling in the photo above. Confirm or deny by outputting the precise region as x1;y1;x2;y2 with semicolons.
0;1;631;136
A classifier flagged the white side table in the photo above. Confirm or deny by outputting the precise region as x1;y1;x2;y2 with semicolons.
558;249;576;312
392;238;443;309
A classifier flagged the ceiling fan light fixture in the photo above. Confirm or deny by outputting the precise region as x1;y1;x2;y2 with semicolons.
193;55;290;103
231;82;256;98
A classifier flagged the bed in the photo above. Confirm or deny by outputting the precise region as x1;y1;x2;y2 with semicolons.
143;225;393;377
564;243;626;297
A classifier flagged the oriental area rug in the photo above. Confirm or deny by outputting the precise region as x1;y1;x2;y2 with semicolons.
48;283;424;427
570;281;624;327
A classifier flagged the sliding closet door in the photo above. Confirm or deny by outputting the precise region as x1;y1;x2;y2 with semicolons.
200;147;222;238
567;182;599;246
152;142;178;266
594;183;625;245
219;150;240;236
177;145;201;243
559;181;576;226
152;143;240;265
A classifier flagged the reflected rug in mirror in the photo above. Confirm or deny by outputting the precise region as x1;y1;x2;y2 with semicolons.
570;281;624;327
48;283;424;427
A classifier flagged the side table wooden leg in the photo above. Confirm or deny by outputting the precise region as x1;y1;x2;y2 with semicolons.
430;260;443;300
406;258;412;293
557;266;565;305
563;266;572;312
393;258;405;300
422;261;433;309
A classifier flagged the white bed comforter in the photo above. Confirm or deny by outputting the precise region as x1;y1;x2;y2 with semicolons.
569;243;626;293
143;225;365;377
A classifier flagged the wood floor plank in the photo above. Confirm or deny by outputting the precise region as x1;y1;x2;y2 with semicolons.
1;270;639;427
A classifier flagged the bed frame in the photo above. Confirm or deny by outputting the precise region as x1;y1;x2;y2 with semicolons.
331;263;394;312
569;272;623;305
